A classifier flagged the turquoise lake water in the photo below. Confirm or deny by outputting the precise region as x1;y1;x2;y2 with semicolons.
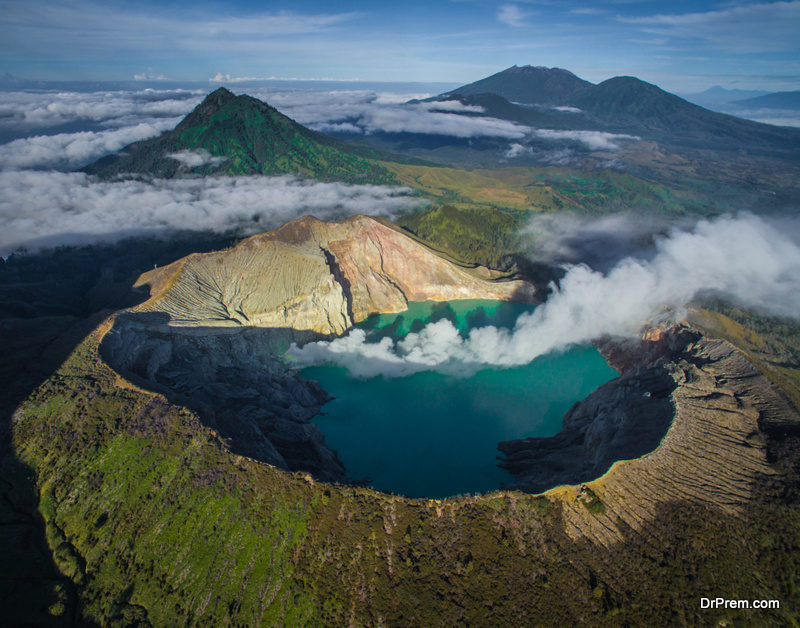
301;300;618;498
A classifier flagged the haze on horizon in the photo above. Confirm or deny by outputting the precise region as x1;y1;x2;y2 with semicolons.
1;0;799;94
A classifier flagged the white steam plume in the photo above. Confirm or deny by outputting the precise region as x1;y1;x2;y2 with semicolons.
287;214;800;378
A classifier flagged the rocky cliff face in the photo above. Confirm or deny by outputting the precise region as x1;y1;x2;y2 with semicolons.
101;314;348;482
499;327;694;492
101;215;535;482
136;214;534;335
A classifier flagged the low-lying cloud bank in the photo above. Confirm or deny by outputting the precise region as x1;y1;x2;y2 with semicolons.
0;88;201;130
532;129;639;151
0;171;421;255
252;87;527;139
0;119;180;170
168;149;226;168
287;214;800;378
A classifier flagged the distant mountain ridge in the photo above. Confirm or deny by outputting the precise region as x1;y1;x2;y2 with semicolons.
732;91;800;110
84;87;400;183
682;86;770;107
441;66;800;155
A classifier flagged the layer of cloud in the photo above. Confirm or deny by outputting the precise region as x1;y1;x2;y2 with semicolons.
250;87;526;139
287;214;800;377
0;89;200;130
728;109;800;128
0;87;629;169
531;129;639;150
552;105;583;113
417;100;485;114
503;129;638;157
0;120;179;170
168;149;226;168
0;171;421;255
357;106;527;138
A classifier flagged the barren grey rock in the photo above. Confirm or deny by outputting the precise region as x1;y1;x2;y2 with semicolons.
499;361;677;493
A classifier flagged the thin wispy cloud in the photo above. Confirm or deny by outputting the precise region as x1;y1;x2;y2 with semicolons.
209;73;363;83
134;69;166;81
618;1;800;53
168;149;226;169
5;2;359;44
531;129;639;150
1;0;798;91
498;4;529;27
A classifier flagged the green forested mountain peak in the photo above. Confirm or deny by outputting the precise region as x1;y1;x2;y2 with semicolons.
83;88;396;184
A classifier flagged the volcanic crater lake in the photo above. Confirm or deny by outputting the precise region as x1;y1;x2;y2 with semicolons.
301;300;618;498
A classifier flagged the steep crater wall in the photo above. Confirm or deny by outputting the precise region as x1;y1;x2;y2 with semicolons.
498;323;800;536
101;313;348;481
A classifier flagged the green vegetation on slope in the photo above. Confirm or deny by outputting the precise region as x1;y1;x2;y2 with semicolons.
385;162;710;267
398;204;524;268
84;88;397;184
0;234;241;625
15;331;316;625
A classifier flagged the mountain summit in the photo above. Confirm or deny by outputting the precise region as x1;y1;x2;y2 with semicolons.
174;87;237;131
84;88;395;183
445;65;592;105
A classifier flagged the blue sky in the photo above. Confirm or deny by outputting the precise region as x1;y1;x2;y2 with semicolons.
2;0;799;92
